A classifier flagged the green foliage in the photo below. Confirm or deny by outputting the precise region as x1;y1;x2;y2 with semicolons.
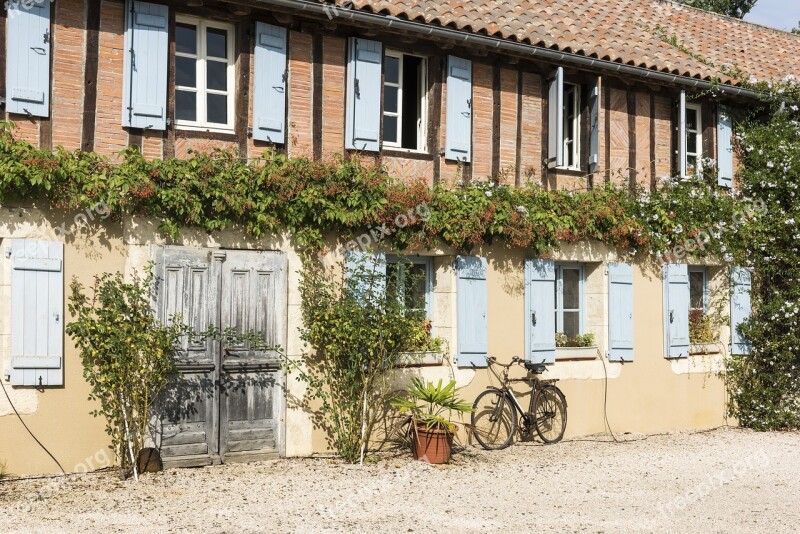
406;319;445;352
724;95;800;430
296;254;426;463
65;267;185;475
689;310;718;344
555;332;596;348
676;0;757;18
391;378;473;434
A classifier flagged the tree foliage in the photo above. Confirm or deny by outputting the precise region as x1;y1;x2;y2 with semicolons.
677;0;757;18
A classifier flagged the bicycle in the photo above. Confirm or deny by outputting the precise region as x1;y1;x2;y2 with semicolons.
471;355;567;449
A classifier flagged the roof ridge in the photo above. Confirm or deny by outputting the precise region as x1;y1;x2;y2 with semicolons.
657;0;800;38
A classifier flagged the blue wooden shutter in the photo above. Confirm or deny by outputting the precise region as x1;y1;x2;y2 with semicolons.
730;267;752;355
608;262;634;362
10;240;64;387
5;0;51;117
678;90;687;179
345;37;382;152
456;256;488;368
717;105;734;189
547;67;564;169
445;56;472;162
525;259;556;364
345;251;386;304
663;264;690;358
588;78;600;174
122;0;169;130
253;22;287;144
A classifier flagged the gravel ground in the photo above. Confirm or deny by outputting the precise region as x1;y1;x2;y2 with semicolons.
1;427;798;533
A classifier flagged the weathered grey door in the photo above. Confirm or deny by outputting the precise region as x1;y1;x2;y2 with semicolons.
153;246;286;467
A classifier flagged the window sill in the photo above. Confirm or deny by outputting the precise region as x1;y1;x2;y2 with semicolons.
555;346;599;361
175;124;236;136
395;351;444;367
380;148;434;161
689;343;721;356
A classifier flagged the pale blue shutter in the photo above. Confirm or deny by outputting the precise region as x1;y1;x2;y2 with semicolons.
608;262;634;362
445;56;472;162
122;0;169;130
678;90;687;179
730;267;752;355
547;67;564;169
717;105;734;189
456;256;488;368
345;37;382;152
10;240;64;387
525;259;556;364
663;264;690;358
588;79;600;173
253;22;287;144
6;0;51;117
345;251;386;304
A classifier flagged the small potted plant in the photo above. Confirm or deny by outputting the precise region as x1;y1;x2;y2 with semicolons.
391;378;473;464
398;319;447;366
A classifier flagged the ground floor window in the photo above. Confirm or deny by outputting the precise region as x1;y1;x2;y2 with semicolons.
554;263;584;339
386;255;433;319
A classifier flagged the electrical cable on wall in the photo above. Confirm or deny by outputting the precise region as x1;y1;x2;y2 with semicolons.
0;378;66;475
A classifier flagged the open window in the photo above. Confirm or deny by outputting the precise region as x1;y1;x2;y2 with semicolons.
386;256;433;319
562;84;581;170
383;51;427;152
554;264;584;339
685;103;702;176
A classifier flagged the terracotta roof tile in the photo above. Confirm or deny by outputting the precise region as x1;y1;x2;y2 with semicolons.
331;0;799;84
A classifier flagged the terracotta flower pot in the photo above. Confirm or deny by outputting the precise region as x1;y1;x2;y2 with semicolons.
413;425;453;464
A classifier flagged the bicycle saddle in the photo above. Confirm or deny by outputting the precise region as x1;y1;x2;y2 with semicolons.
524;361;547;374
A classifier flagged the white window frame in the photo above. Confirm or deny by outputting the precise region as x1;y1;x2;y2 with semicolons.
554;263;585;337
561;83;581;171
685;103;703;176
175;16;236;133
382;50;428;153
688;266;708;313
386;255;434;319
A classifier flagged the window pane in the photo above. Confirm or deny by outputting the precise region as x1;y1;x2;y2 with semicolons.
207;27;228;59
176;56;196;88
687;156;698;175
206;93;228;124
563;312;580;339
207;60;227;91
562;268;580;310
176;90;197;122
686;109;698;131
687;133;697;154
384;115;398;144
690;271;705;310
406;263;428;312
385;56;400;85
176;23;197;55
384;86;398;114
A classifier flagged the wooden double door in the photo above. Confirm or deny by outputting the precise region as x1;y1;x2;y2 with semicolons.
153;246;287;467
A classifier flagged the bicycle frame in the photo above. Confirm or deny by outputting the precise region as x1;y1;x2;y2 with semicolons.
486;359;544;427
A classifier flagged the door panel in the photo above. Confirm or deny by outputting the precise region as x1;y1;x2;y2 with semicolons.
219;250;286;460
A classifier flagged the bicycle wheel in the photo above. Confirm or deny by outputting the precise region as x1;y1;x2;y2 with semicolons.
471;389;517;450
533;385;567;444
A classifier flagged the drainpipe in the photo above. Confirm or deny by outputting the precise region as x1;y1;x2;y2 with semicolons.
249;0;762;100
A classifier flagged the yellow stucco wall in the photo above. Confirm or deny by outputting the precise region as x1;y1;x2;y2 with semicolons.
0;212;732;475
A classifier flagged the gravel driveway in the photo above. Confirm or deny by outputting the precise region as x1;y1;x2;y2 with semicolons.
1;427;798;533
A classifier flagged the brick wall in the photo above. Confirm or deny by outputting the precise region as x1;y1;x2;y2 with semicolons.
2;1;691;193
471;62;493;181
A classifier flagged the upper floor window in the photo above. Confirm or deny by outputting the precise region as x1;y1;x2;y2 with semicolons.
685;103;702;176
562;83;581;170
689;266;707;313
175;17;235;132
383;51;427;152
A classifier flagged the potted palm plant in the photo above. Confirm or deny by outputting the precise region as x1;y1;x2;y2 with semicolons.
391;378;473;464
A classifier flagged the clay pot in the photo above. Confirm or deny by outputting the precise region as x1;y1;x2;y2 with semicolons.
413;425;453;464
